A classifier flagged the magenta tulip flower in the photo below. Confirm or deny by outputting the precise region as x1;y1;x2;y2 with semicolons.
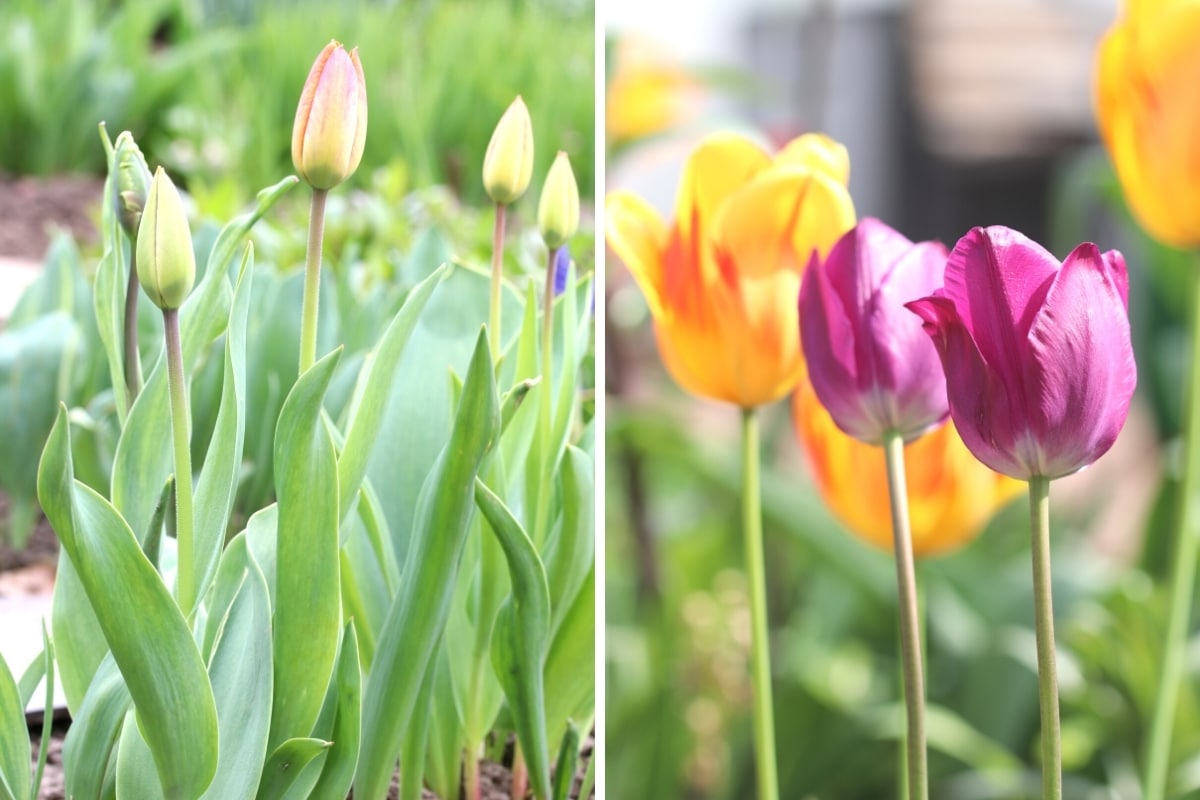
800;217;950;444
906;226;1135;481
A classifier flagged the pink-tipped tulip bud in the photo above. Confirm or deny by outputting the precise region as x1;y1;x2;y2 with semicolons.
537;151;579;250
483;96;535;205
906;226;1136;480
136;168;195;311
800;218;950;444
292;40;368;191
112;131;152;239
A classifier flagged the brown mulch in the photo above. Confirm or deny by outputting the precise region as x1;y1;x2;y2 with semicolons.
0;175;103;260
0;493;58;597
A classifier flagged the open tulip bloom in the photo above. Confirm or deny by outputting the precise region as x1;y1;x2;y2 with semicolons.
907;225;1136;799
798;217;958;799
607;131;857;800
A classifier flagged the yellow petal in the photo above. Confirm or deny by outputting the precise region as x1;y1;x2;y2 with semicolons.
775;133;851;187
605;190;669;318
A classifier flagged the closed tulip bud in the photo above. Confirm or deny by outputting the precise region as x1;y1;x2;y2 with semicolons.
112;131;152;238
799;218;949;444
483;96;535;204
137;168;195;311
907;226;1136;480
292;40;368;191
538;151;579;250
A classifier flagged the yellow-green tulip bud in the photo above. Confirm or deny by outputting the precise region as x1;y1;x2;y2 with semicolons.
112;131;152;239
537;151;579;250
483;96;534;204
292;40;368;191
136;168;195;311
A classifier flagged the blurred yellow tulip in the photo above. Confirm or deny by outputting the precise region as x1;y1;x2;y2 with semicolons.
606;37;700;146
606;132;856;408
793;377;1021;557
1096;0;1200;247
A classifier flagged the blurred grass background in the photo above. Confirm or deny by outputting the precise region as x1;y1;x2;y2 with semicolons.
0;0;595;209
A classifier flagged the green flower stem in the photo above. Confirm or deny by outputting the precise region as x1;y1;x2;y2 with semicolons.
298;187;329;374
489;202;507;357
741;407;779;800
1145;268;1200;799
123;249;142;406
163;308;195;613
882;430;928;800
533;246;559;547
1029;474;1062;800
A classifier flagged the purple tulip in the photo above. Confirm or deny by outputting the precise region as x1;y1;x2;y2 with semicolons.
906;226;1136;480
799;218;951;444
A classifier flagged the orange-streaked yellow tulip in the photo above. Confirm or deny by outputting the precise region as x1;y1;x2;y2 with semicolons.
606;132;857;408
1096;0;1200;247
292;40;368;191
606;37;700;145
793;377;1022;557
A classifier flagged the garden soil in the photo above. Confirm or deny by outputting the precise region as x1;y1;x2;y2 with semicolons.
0;175;103;261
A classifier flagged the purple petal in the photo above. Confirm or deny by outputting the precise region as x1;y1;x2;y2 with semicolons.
907;295;1031;478
1023;242;1136;478
943;227;1058;417
800;245;873;437
1102;248;1129;310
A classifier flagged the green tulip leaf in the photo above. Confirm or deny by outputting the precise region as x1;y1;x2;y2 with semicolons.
115;710;164;800
306;622;361;800
544;568;594;749
63;656;130;800
544;445;594;637
474;477;552;800
200;535;273;800
356;328;499;800
38;407;218;800
192;243;254;602
255;738;331;800
0;644;30;800
270;348;342;748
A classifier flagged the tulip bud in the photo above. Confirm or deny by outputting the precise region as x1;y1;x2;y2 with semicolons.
137;168;195;311
537;151;579;250
292;40;368;191
112;131;152;238
483;96;535;204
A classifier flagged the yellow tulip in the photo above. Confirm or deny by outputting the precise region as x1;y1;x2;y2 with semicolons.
1095;0;1200;247
606;132;856;408
484;96;535;205
538;151;580;250
792;377;1021;557
606;37;699;145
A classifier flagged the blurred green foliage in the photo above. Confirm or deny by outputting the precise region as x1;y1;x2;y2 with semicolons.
0;0;594;207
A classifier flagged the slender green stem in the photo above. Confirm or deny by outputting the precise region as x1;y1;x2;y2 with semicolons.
489;202;507;357
1029;475;1062;800
532;246;558;547
298;187;329;374
741;408;779;800
1146;268;1200;800
163;308;195;613
123;248;142;407
882;431;928;800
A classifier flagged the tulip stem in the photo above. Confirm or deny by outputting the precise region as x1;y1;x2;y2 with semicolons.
1029;474;1062;800
882;431;928;800
123;249;142;407
532;246;560;550
489;202;507;357
1145;270;1200;800
741;408;778;800
299;187;329;374
163;308;195;614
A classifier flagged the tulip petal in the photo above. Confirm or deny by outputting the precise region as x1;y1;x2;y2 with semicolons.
605;190;669;318
800;246;865;436
1023;243;1136;478
775;133;851;187
907;295;1029;478
674;134;771;273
